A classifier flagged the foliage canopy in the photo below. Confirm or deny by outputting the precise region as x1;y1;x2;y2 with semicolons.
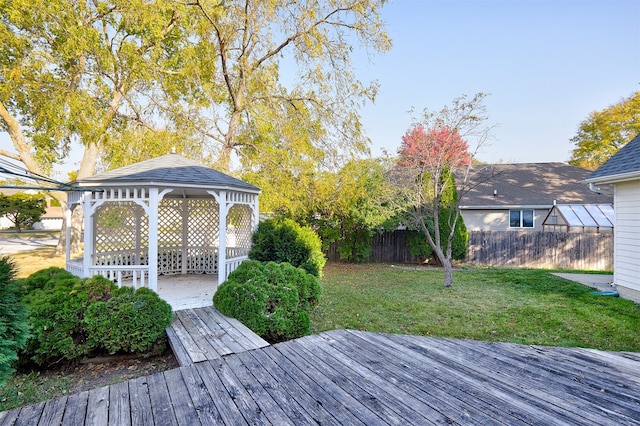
0;193;47;232
569;91;640;170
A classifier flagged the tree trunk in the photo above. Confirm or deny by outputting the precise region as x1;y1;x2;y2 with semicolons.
442;257;453;288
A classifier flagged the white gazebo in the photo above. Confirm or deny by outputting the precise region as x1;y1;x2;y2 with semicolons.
65;153;260;306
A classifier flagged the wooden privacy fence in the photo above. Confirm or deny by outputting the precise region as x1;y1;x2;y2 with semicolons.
466;231;613;271
324;230;422;263
324;230;613;271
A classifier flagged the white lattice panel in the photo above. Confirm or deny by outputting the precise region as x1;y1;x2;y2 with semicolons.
227;204;253;251
158;199;183;246
92;195;230;277
187;199;219;247
95;202;146;253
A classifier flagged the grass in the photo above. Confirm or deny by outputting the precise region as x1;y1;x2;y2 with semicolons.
311;263;639;352
7;248;65;278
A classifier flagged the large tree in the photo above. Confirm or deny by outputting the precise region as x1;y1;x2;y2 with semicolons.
0;0;201;251
394;94;492;288
569;91;640;170
185;0;391;173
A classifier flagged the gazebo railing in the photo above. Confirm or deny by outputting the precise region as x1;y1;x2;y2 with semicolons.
88;265;148;289
66;259;84;278
86;246;250;285
224;255;248;280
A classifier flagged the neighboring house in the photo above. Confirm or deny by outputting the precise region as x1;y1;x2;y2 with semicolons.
586;134;640;302
0;188;63;231
459;163;613;231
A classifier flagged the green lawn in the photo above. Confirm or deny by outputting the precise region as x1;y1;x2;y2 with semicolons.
311;263;639;352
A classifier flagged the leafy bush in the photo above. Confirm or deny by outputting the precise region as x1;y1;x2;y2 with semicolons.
249;218;326;277
213;260;320;342
20;268;172;366
0;257;28;387
84;287;172;355
22;275;116;366
18;267;78;294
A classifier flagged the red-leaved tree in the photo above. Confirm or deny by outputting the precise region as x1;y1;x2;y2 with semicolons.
394;93;492;287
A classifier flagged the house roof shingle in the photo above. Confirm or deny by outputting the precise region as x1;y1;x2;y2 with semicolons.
460;162;613;208
586;134;640;183
78;154;260;192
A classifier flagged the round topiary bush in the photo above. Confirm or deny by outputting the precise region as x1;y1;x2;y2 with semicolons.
213;260;321;343
248;218;326;277
84;287;173;356
0;257;28;387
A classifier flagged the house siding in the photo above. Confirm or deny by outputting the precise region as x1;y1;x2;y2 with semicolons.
613;179;640;301
461;209;550;232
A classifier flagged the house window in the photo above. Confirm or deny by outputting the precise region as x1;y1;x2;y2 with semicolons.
509;209;534;228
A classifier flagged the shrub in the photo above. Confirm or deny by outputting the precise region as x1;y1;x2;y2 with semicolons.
249;218;326;277
84;287;172;356
0;257;28;387
17;265;174;367
213;260;320;342
18;267;78;294
22;275;116;366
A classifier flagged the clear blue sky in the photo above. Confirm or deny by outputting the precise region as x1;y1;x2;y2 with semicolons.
359;0;640;163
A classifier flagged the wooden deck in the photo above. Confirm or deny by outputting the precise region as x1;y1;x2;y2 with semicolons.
3;329;640;425
166;306;269;366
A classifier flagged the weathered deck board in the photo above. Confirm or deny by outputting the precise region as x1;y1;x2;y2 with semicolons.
128;376;154;426
12;401;44;426
4;329;640;425
85;387;109;426
166;306;269;366
145;371;178;426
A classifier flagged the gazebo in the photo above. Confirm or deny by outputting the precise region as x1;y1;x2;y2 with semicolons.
65;153;260;307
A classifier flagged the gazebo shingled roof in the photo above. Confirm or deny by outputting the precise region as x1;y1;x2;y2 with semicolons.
79;153;260;191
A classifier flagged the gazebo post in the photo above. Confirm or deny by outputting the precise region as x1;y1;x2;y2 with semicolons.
64;201;72;267
218;190;227;282
148;187;159;292
82;192;93;278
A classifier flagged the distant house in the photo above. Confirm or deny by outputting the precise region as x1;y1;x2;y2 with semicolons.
586;134;640;302
459;163;613;232
0;188;63;231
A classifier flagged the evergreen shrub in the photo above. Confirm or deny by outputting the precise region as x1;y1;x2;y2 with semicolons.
213;260;320;342
84;287;172;355
249;218;326;277
0;257;28;387
22;275;117;365
19;268;173;366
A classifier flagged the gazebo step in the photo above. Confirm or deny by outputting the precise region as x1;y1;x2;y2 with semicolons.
166;306;269;366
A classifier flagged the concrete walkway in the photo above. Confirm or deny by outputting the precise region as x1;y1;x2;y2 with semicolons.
0;236;58;255
552;273;615;292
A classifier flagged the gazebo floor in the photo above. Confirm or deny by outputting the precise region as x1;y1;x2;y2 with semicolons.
154;274;217;311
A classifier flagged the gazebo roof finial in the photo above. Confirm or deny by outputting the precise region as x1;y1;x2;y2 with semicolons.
170;147;177;154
